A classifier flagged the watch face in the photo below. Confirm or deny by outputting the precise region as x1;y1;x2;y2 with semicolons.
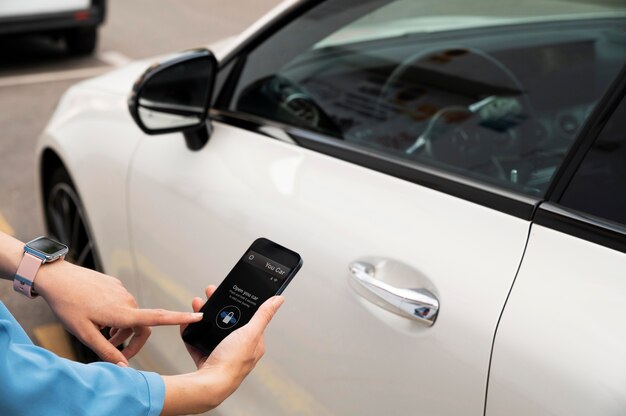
27;237;68;259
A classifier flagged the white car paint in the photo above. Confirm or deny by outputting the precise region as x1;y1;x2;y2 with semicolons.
37;85;145;296
127;119;530;415
0;0;90;18
34;0;626;415
37;46;531;414
35;33;242;296
486;225;626;415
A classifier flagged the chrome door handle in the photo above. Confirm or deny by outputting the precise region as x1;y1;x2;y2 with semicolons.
349;261;439;326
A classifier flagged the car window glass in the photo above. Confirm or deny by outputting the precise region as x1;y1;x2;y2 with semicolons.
559;95;626;226
228;0;626;197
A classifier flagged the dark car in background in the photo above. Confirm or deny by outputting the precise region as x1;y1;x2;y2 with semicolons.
0;0;105;55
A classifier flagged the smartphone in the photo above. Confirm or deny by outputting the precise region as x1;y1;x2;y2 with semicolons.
182;237;302;355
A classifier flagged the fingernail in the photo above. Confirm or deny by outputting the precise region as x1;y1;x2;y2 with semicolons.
193;312;204;319
117;361;128;367
273;296;284;308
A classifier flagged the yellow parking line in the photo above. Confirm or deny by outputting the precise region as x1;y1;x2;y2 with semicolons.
32;323;77;361
0;213;14;236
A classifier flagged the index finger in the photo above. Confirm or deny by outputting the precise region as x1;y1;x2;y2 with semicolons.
122;309;204;327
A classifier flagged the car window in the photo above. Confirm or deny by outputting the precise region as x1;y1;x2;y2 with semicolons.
559;95;626;226
226;0;626;197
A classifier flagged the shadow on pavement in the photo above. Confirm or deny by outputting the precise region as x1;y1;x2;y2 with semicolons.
0;34;97;76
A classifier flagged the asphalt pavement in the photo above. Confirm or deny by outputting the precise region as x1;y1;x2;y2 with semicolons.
0;0;280;353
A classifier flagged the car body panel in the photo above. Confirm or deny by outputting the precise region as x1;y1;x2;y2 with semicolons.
36;86;143;294
34;0;626;414
35;33;244;290
0;0;90;18
127;120;530;415
77;35;239;96
486;224;626;415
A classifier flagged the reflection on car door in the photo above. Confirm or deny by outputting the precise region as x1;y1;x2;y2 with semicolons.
127;120;530;414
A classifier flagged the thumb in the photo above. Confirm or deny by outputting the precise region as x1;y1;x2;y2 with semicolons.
191;297;204;313
246;296;284;334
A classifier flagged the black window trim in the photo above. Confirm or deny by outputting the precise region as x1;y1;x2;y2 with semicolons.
535;202;626;254
211;0;541;220
211;108;539;219
533;65;626;252
214;0;323;108
209;1;626;223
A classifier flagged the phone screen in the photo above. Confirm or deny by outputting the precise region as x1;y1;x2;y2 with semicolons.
182;238;302;355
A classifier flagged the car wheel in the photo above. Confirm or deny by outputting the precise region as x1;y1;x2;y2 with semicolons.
65;26;98;56
45;166;115;363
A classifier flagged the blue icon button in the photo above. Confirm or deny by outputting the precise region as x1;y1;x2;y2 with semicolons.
215;305;241;329
219;311;237;325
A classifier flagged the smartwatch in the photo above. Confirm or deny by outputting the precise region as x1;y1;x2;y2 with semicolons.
14;237;69;298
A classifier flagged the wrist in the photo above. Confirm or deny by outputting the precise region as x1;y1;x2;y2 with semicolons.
197;366;239;406
162;371;232;415
33;259;73;299
0;233;25;281
4;235;70;298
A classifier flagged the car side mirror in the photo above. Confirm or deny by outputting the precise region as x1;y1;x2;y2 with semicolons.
128;48;217;150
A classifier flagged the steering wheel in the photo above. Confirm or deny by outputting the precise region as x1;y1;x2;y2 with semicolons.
264;75;343;137
376;46;536;179
235;74;343;138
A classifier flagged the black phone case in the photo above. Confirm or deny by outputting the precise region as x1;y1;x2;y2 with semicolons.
182;238;302;355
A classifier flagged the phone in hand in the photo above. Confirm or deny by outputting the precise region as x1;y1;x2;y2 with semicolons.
182;238;303;355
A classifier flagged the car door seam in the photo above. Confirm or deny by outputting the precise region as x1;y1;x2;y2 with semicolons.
482;219;533;416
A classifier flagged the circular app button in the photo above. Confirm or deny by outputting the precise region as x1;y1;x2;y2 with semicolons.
216;305;241;330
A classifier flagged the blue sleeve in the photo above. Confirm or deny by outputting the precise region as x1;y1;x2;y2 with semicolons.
0;302;165;416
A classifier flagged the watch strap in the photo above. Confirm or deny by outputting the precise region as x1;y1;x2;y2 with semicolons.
13;252;43;298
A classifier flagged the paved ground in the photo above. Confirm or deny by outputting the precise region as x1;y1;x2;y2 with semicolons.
0;0;280;353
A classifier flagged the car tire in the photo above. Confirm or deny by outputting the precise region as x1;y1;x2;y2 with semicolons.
65;26;98;56
45;166;118;363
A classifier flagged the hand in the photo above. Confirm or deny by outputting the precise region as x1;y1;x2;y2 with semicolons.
161;285;284;415
184;286;282;375
35;260;203;365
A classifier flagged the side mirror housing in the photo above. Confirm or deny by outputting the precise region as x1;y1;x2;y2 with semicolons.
128;48;217;150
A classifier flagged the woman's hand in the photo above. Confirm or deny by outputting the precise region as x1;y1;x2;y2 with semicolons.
189;285;282;380
35;260;204;365
161;285;284;415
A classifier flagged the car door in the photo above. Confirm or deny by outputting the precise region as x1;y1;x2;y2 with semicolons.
486;72;626;415
126;1;625;414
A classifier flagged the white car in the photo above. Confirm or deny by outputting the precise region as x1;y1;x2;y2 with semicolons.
36;0;626;414
0;0;105;55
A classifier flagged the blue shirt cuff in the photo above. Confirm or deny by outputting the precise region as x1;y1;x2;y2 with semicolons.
137;370;165;416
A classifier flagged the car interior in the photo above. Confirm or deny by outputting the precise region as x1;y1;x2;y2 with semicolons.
235;17;626;197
